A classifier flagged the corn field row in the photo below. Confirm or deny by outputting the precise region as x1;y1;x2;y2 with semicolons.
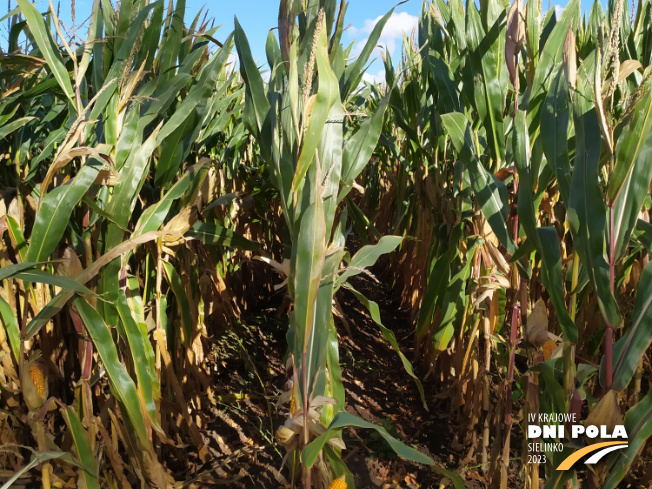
0;0;651;487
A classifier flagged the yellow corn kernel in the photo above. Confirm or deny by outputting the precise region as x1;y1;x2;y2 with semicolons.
542;340;557;361
290;389;297;416
22;360;48;411
328;476;347;489
29;363;47;398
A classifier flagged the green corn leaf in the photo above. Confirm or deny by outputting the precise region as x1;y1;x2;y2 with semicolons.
293;201;326;356
25;128;66;182
537;228;578;343
157;0;185;81
0;262;42;281
339;91;391;203
441;112;516;255
603;388;652;489
346;196;382;243
101;130;166;322
113;104;140;172
326;320;345;410
136;73;193;134
62;407;100;489
0;116;35;140
133;165;204;237
106;124;162;230
154;35;234;186
432;238;480;355
16;0;76;107
531;357;567;415
5;216;28;262
74;296;151;450
417;224;464;338
466;3;507;164
234;17;270;135
340;9;393;99
307;272;338;406
319;104;344;238
137;1;164;72
513;110;577;342
25;231;168;340
187;222;260;252
633;219;652;253
0;3;21;21
155;112;199;187
448;0;466;51
26;159;102;262
113;0;135;55
0;452;71;489
162;262;193;347
323;445;354;489
302;411;434;468
115;290;161;432
0;296;20;361
76;0;101;87
541;69;572;204
525;0;540;75
336;235;402;285
343;282;427;408
609;75;652;261
567;84;620;330
528;0;579;124
607;261;652;391
428;54;461;113
13;271;95;296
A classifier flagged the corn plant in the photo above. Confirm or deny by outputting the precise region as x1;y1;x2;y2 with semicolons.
356;0;652;487
234;1;437;487
0;0;261;486
1;0;651;487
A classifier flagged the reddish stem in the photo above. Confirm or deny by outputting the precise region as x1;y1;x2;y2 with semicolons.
605;205;616;391
505;304;520;426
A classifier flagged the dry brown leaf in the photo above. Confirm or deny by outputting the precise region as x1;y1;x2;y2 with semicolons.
525;298;549;347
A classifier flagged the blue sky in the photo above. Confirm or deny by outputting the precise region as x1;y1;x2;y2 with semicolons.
3;0;424;82
5;0;606;82
194;0;425;81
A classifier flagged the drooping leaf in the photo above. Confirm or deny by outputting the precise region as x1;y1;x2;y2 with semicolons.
187;222;260;252
302;411;434;468
25;231;168;339
336;236;402;285
343;283;427;409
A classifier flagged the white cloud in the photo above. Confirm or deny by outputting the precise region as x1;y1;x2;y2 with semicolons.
361;69;386;85
554;5;564;19
348;11;418;58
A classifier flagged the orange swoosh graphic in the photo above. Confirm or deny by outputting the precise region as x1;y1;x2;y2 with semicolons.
557;441;627;470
